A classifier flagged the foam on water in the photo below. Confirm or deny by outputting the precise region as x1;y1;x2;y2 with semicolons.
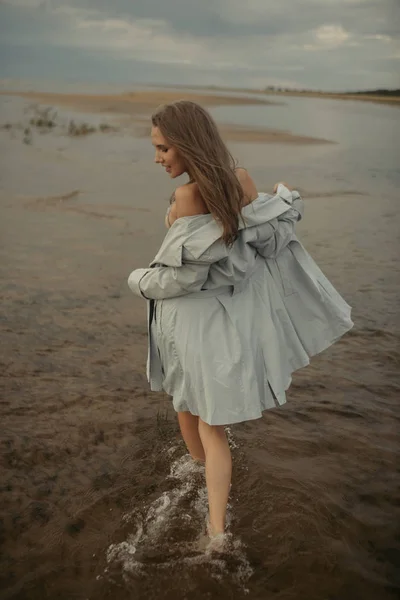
104;434;253;591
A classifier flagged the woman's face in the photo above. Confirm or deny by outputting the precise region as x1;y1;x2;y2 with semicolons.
151;126;186;179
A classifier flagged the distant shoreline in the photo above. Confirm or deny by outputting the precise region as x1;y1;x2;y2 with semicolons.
249;90;400;106
2;86;399;109
143;83;400;106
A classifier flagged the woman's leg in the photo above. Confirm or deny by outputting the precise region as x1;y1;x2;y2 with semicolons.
198;418;232;536
177;411;206;462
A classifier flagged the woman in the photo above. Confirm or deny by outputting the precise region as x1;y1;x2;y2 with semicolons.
128;101;353;545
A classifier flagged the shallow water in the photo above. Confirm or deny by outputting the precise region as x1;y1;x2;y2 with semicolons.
0;91;399;600
212;95;400;196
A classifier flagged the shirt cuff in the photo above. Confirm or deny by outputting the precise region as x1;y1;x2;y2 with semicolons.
277;183;292;204
292;196;304;221
127;268;150;298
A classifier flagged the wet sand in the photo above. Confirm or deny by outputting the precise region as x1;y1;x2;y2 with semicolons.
0;88;278;114
134;120;334;145
0;92;399;600
0;89;332;145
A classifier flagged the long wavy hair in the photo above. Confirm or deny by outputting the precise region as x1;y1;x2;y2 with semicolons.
151;100;244;246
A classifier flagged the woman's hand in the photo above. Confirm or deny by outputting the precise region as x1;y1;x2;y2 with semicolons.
273;182;293;193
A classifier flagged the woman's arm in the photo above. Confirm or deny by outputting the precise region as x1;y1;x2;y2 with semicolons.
128;253;212;300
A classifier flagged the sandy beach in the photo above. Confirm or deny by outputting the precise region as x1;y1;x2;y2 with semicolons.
0;89;333;145
0;88;279;110
0;88;399;600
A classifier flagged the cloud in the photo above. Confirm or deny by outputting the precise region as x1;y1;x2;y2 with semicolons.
0;0;399;90
0;0;48;7
315;25;350;46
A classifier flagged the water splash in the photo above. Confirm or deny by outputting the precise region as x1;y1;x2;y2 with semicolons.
105;437;253;591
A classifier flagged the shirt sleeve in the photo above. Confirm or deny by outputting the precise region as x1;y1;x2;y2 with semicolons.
127;253;211;300
249;192;304;258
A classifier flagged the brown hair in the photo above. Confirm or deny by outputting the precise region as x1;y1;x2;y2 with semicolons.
151;100;244;246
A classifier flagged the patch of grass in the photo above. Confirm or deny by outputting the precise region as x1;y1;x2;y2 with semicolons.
99;123;118;133
23;127;32;145
156;405;173;440
67;121;118;136
29;106;58;130
67;120;97;136
1;102;118;143
30;117;55;128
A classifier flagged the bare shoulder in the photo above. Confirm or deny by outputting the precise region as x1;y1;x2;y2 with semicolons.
174;183;209;218
235;167;258;205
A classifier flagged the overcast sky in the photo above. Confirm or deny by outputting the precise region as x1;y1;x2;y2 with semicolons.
0;0;399;91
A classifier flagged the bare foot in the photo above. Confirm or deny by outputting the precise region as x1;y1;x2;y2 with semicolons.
205;518;232;553
206;518;224;538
